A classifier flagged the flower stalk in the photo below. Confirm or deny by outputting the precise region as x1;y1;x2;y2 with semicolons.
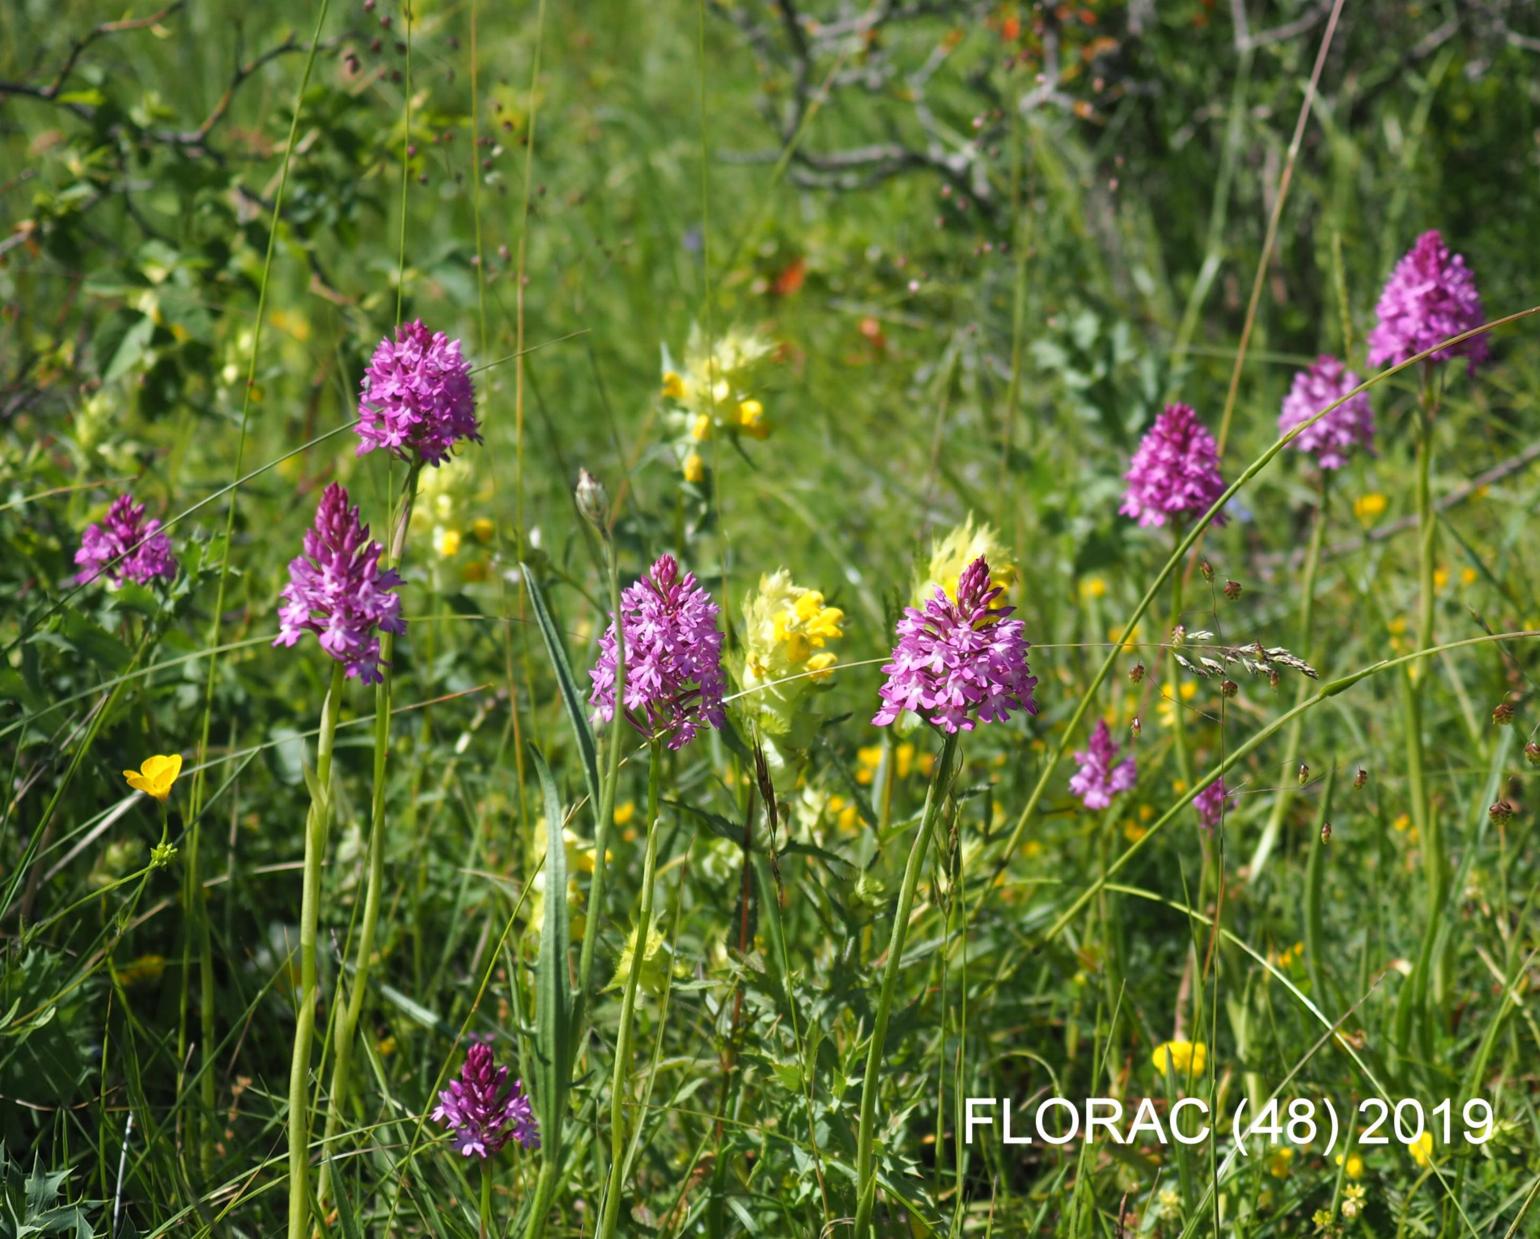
852;730;959;1236
288;660;346;1239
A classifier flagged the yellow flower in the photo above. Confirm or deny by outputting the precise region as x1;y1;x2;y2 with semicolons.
1353;492;1388;525
682;451;705;484
690;413;713;442
471;517;495;543
1341;1183;1366;1219
1433;565;1449;592
113;954;166;987
1460;567;1477;586
607;921;673;995
1079;575;1107;601
737;398;769;439
376;1034;398;1057
1157;681;1198;729
1151;1039;1206;1076
123;754;182;802
1267;1146;1294;1178
917;514;1017;605
661;370;687;400
739;570;844;740
434;527;462;558
1123;820;1147;843
614;800;637;826
856;745;882;785
1335;1151;1364;1180
1408;1130;1434;1166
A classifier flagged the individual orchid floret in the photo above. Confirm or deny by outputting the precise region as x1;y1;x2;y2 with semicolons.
1069;720;1137;810
1278;356;1375;470
74;493;177;586
873;556;1037;734
588;554;726;750
273;482;404;684
431;1041;539;1158
357;320;480;466
1120;404;1227;529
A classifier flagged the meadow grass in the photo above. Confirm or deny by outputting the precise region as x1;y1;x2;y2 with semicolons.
3;2;1540;1236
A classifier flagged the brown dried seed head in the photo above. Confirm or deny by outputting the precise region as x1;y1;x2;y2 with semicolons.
1129;662;1145;684
1199;559;1214;580
1492;702;1515;725
1525;742;1540;767
1224;579;1241;600
1220;678;1238;698
1354;767;1368;789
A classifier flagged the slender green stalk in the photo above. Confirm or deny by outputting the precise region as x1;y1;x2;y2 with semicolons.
288;661;347;1239
853;732;960;1237
317;464;421;1211
1166;540;1193;790
1248;472;1330;878
479;1160;493;1239
597;743;663;1239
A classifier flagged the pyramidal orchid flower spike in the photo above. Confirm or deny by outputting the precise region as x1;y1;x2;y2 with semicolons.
357;320;480;466
74;493;176;586
1120;403;1228;528
1195;777;1231;832
1278;355;1375;470
1367;230;1488;375
873;556;1037;734
1068;719;1137;810
588;553;726;750
432;1041;539;1158
274;482;404;684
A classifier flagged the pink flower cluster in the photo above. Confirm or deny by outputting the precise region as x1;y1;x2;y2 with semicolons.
273;483;404;684
432;1041;539;1158
1119;404;1228;529
1069;720;1137;810
873;557;1038;734
1368;230;1488;375
357;320;480;466
588;554;726;750
1278;355;1375;470
74;493;177;587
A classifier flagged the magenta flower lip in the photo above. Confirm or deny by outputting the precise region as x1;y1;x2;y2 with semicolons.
74;492;177;587
1194;777;1232;831
432;1040;539;1158
273;482;404;684
1367;230;1488;376
357;320;481;466
873;556;1037;734
1278;355;1374;471
588;553;726;750
1120;404;1227;529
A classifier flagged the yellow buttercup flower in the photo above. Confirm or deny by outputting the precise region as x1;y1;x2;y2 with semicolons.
1335;1151;1364;1179
1408;1130;1434;1167
124;754;182;802
1079;575;1107;601
1267;1146;1294;1178
1151;1039;1206;1076
614;800;637;826
1353;492;1387;525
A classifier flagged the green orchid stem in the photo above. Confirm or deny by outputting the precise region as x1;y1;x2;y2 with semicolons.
288;660;346;1239
317;463;421;1213
1248;471;1330;879
1166;540;1193;791
479;1159;493;1239
853;730;960;1237
597;742;663;1239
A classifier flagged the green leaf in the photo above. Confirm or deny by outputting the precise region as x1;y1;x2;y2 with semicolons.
522;565;601;821
530;744;571;1154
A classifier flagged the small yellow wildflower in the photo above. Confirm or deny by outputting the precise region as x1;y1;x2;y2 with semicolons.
661;370;687;400
113;954;166;987
1158;681;1198;729
1408;1130;1434;1167
1433;565;1449;592
690;413;713;442
1151;1039;1206;1076
737;399;769;439
1353;492;1388;525
123;754;182;803
739;570;844;741
855;745;883;785
1311;1207;1334;1231
471;517;495;543
435;527;462;558
682;451;705;484
1341;1183;1366;1219
1460;566;1477;586
1123;820;1147;843
614;800;637;827
1267;1146;1294;1178
1335;1151;1364;1180
1079;575;1107;601
376;1034;398;1056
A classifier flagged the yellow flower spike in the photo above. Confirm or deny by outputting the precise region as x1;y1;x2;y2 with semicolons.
918;514;1017;604
1408;1131;1434;1166
689;413;713;442
123;753;182;802
1151;1039;1206;1076
681;452;705;484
